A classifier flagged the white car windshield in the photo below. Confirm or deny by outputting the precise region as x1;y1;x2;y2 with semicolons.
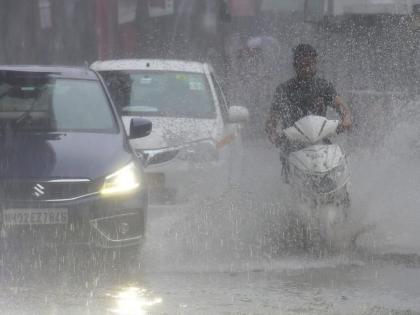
0;75;116;133
100;70;216;119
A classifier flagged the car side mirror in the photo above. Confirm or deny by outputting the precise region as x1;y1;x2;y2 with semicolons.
129;117;152;139
228;106;249;124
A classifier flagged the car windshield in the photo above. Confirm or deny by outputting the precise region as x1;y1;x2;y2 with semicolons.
0;74;116;133
100;70;216;119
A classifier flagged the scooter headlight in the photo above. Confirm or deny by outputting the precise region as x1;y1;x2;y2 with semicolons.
101;162;141;196
318;175;337;193
317;164;347;193
293;166;313;189
330;164;347;182
293;163;347;194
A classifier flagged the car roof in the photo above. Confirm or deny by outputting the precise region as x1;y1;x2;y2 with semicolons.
91;59;211;74
0;65;98;80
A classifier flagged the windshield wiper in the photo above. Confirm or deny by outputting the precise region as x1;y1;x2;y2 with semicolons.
13;86;48;130
14;110;32;127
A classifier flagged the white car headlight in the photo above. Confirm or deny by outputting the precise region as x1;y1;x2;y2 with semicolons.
177;139;219;163
101;162;141;196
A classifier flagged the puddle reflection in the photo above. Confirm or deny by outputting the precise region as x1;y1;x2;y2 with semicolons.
107;286;162;315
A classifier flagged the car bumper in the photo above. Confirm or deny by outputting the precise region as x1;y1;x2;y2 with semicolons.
146;159;229;205
0;189;148;249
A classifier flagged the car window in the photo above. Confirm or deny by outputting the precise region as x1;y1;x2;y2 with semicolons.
211;73;229;122
100;70;216;119
0;76;116;133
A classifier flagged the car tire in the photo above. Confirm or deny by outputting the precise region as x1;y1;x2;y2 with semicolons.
85;207;146;277
104;207;146;275
117;244;143;270
228;131;244;189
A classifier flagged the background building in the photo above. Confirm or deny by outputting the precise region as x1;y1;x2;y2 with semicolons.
0;0;418;94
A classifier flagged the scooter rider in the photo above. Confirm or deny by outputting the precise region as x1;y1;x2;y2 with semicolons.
265;44;352;181
265;43;352;153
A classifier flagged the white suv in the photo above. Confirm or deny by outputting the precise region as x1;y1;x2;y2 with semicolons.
91;59;249;204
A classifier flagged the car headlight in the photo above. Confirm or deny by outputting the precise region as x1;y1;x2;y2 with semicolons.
177;139;219;163
101;162;141;196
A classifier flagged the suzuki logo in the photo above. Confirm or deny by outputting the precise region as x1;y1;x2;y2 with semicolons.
33;183;45;198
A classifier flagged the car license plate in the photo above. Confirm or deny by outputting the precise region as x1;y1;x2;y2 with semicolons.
146;173;165;189
2;208;68;226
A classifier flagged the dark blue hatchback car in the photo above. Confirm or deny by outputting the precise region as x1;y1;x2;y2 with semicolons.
0;66;151;262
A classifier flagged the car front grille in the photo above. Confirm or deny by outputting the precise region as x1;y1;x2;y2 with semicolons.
0;179;95;202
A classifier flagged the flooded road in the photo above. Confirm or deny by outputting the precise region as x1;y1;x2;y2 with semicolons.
2;256;420;314
1;136;420;314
